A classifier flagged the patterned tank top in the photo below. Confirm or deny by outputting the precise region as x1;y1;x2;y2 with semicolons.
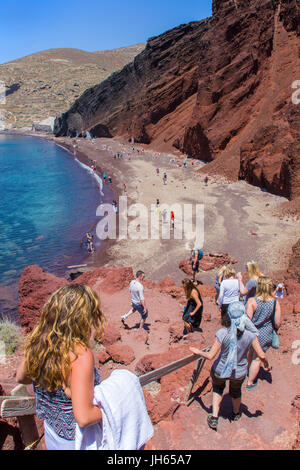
33;366;101;441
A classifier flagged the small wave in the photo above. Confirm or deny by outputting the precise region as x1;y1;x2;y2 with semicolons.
75;158;104;196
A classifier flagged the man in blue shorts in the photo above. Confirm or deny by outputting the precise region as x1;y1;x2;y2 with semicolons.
121;271;149;330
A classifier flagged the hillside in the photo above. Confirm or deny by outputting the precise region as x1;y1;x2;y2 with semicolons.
54;0;300;200
0;44;145;128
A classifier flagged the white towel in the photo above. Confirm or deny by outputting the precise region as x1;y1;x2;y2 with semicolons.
75;369;154;450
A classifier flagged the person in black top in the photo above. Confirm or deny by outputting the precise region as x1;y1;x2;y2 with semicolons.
182;278;203;335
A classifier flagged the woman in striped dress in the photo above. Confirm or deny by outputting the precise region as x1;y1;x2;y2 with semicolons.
16;284;106;450
246;277;281;390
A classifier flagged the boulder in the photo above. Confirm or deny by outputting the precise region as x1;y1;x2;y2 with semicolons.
102;322;121;346
74;266;134;294
106;344;135;365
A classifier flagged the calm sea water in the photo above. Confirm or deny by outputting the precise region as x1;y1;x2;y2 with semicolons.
0;134;109;318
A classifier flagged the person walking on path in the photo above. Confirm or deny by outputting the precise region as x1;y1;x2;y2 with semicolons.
246;276;281;390
121;271;149;330
163;172;167;185
190;248;204;283
214;266;227;305
182;279;203;335
190;301;270;431
16;284;106;450
218;267;240;317
237;261;262;305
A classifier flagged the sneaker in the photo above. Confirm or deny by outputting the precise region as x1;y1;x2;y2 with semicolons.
230;412;242;422
207;414;218;431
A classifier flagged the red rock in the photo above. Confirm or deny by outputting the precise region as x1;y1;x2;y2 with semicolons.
106;344;135;365
75;266;134;294
102;322;121;346
168;321;184;344
143;390;178;425
97;350;110;365
18;265;68;333
198;285;217;300
159;277;177;290
179;254;238;276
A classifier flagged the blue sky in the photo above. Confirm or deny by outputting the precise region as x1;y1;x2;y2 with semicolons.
0;0;212;64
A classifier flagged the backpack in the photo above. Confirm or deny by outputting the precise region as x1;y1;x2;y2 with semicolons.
193;249;204;261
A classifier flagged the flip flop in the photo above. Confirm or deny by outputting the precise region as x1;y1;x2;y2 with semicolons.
246;382;258;391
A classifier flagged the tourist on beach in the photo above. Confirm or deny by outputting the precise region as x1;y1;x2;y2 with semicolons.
245;276;281;390
190;248;204;283
189;301;270;431
237;261;262;305
182;279;203;335
87;234;95;254
214;266;227;305
112;200;118;214
218;267;240;317
16;284;106;450
170;211;175;230
121;271;148;330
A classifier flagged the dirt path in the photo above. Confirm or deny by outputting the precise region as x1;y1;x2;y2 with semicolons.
54;136;300;286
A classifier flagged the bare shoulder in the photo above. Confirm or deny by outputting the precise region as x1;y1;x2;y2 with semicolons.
69;344;94;366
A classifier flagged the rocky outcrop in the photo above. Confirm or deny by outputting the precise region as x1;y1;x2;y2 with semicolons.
179;253;238;276
287;238;300;282
18;265;68;333
15;263;300;450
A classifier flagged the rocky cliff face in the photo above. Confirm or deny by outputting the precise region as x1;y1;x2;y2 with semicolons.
54;0;300;200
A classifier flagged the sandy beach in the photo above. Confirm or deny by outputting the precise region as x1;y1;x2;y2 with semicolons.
47;134;300;285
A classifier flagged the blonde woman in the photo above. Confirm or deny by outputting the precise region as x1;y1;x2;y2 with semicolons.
214;266;227;305
237;261;261;305
16;284;106;450
246;277;281;390
218;267;240;317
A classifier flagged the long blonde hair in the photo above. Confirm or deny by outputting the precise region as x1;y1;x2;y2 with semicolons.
223;266;236;279
247;261;261;281
25;284;106;392
256;276;274;302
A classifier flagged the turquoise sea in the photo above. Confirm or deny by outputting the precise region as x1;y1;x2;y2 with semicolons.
0;134;110;318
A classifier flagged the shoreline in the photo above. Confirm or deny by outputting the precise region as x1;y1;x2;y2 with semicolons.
2;129;300;288
0;130;121;279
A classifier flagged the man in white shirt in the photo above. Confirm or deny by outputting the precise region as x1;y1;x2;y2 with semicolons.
121;271;148;330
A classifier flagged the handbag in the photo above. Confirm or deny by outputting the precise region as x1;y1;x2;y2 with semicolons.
271;300;279;349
